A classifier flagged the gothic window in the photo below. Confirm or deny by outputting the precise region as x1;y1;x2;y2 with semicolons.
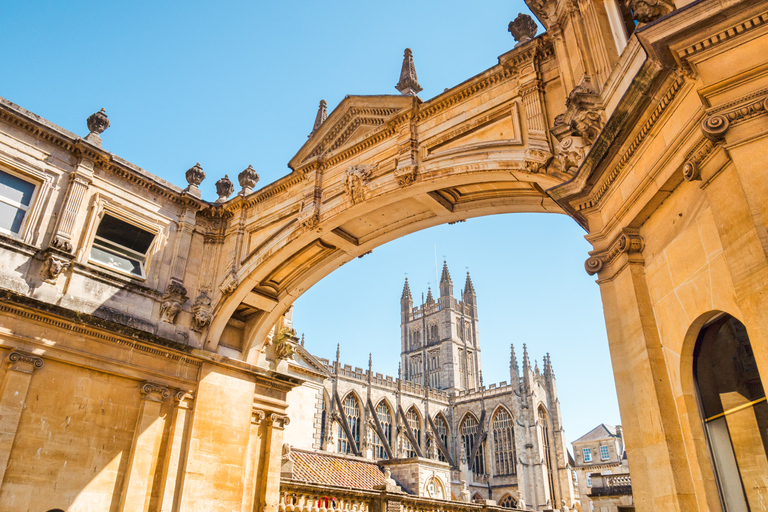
539;406;556;501
694;314;768;511
458;320;464;340
428;351;440;389
337;394;360;455
434;414;449;462
372;401;392;459
498;494;517;509
413;329;421;347
430;324;438;341
0;168;37;237
411;355;423;382
89;213;156;278
461;413;485;476
493;408;516;475
406;407;421;456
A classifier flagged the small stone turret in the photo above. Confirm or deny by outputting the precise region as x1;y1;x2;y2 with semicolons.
439;261;453;298
425;287;435;305
401;277;413;323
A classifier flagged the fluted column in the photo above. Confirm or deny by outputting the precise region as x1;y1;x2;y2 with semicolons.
0;351;43;490
119;382;170;512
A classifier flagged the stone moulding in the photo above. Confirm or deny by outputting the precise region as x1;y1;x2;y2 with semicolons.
585;229;644;275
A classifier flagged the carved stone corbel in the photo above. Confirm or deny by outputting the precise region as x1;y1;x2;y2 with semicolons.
191;290;213;332
552;79;604;146
271;327;298;361
624;0;674;24
159;280;189;324
585;229;644;276
40;249;73;282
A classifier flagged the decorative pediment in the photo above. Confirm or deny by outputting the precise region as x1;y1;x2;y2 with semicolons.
289;95;416;171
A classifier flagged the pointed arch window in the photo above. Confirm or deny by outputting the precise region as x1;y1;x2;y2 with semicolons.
539;406;556;501
434;415;449;462
498;494;517;509
338;394;360;455
372;401;392;459
694;314;768;511
493;408;516;475
461;413;485;476
406;407;421;457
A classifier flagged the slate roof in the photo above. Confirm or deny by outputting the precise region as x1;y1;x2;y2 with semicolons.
289;450;387;490
573;423;618;444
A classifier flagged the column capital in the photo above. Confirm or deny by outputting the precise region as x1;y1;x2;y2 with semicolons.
268;413;291;429
585;229;644;276
140;381;170;402
6;351;43;373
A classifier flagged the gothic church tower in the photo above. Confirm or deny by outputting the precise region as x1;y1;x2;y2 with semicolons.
400;262;481;393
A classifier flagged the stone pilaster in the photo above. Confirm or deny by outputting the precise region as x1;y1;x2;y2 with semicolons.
260;413;290;512
0;351;43;490
119;382;170;512
242;409;267;512
158;390;194;512
51;158;94;252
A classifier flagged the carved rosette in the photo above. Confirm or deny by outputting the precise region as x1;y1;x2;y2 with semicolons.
585;229;645;276
86;108;110;135
191;290;213;332
238;165;260;195
344;165;373;204
159;280;189;324
624;0;674;24
508;13;537;46
140;381;171;401
6;351;44;372
215;175;234;202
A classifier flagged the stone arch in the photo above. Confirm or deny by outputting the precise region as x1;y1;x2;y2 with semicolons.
432;412;451;462
338;392;362;455
460;411;485;475
497;493;517;508
472;492;485;503
491;403;514;423
202;140;571;359
372;398;394;459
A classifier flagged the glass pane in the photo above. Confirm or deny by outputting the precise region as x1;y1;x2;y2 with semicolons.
90;243;143;276
0;170;35;206
96;215;155;253
0;201;26;234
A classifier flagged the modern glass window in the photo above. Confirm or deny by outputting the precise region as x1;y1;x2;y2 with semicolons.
694;314;768;511
372;401;392;459
461;413;485;476
493;408;517;475
0;169;36;236
89;214;155;278
337;394;360;455
600;445;610;460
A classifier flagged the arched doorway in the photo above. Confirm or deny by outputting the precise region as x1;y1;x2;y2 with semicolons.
693;314;768;510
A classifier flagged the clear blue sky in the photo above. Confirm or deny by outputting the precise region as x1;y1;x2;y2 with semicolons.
1;1;620;445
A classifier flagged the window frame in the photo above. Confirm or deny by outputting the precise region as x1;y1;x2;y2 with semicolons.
0;166;41;239
85;207;160;281
600;445;610;461
583;447;592;463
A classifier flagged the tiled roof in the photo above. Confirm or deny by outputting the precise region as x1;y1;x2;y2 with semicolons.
573;423;618;444
289;450;387;490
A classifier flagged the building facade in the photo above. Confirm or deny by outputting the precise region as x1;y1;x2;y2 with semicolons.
282;264;577;510
572;424;633;512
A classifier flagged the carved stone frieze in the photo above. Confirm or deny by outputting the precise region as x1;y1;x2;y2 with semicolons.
343;165;374;204
140;382;170;401
585;229;644;276
159;280;189;324
394;165;417;187
625;0;674;24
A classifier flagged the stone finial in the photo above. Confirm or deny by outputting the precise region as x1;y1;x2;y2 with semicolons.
215;175;234;202
401;277;412;301
238;165;259;195
395;48;423;96
510;343;519;371
310;99;328;137
183;163;205;197
87;108;110;135
463;271;476;296
522;343;531;370
425;286;435;304
508;13;537;46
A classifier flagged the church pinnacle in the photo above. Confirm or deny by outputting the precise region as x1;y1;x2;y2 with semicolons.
309;99;327;137
395;48;423;96
439;261;453;297
401;277;412;301
425;286;435;305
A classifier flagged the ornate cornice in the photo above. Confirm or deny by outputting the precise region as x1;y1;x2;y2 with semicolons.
585;229;644;275
676;11;768;65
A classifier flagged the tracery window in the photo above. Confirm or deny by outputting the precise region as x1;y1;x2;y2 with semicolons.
493;408;516;475
337;394;360;455
694;314;768;511
539;406;556;501
498;494;517;509
430;324;438;341
428;351;440;389
406;407;421;457
372;401;392;459
410;355;423;382
433;414;449;462
461;413;485;476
